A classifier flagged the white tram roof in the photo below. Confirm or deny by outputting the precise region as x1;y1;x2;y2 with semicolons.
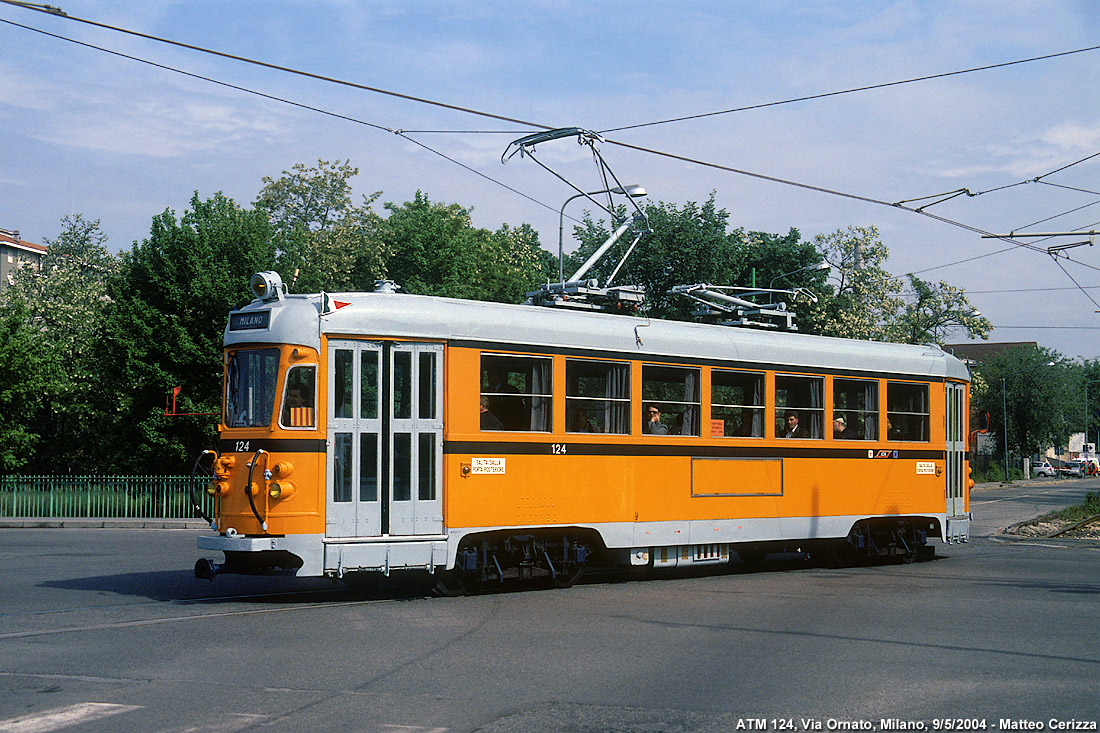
225;291;970;382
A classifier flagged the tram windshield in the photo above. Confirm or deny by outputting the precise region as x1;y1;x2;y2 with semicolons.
225;348;280;428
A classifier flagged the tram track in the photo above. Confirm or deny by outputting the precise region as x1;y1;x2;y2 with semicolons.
0;592;422;640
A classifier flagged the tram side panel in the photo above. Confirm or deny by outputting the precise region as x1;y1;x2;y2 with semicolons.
443;347;951;559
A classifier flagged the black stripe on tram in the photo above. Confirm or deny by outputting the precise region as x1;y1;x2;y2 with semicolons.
444;440;954;461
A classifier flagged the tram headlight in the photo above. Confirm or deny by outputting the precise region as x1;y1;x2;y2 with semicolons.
271;461;295;478
207;480;230;496
250;271;284;301
269;481;296;500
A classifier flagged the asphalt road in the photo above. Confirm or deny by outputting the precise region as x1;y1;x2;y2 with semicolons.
1;480;1098;732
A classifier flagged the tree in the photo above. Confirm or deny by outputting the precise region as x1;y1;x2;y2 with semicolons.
102;192;276;472
380;191;554;302
813;225;903;340
0;299;47;473
813;226;989;345
255;159;384;293
973;345;1074;462
0;215;119;472
889;274;992;345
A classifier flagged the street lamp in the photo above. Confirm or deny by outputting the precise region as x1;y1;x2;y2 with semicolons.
769;261;831;289
1001;361;1056;482
557;185;646;286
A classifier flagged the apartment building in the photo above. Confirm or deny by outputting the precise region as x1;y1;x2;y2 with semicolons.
0;228;46;288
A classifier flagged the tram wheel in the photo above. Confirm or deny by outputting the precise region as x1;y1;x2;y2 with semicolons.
432;570;469;597
551;566;585;589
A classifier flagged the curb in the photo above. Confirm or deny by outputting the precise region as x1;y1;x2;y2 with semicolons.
0;519;209;530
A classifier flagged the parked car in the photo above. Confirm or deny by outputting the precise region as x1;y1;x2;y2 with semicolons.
1033;461;1056;477
1059;461;1085;477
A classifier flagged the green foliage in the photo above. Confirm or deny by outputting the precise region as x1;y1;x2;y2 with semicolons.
102;192;276;472
255;159;385;293
380;191;553;302
973;345;1074;459
0;216;119;473
566;194;827;321
0;299;47;473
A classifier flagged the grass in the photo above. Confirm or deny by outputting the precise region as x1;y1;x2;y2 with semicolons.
1049;491;1100;524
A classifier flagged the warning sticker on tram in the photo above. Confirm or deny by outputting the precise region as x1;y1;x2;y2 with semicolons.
916;461;936;475
471;457;506;474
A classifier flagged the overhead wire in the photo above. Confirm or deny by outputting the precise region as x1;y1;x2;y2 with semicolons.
0;15;573;222
5;0;1100;300
595;44;1100;134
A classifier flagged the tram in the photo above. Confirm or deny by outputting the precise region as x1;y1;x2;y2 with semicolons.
193;270;972;590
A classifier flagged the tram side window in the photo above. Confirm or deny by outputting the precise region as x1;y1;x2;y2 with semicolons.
887;382;930;441
566;359;630;434
225;348;280;428
833;378;877;441
480;354;552;432
711;370;764;437
642;365;701;436
775;375;824;439
280;365;317;428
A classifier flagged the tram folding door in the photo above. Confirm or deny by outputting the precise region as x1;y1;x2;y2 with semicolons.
326;340;444;539
945;382;966;518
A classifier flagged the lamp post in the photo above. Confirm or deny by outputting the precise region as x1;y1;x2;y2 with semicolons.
1001;361;1056;482
1085;379;1100;457
557;185;646;286
769;261;831;288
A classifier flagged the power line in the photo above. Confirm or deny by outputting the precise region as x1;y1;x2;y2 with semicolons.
596;44;1100;134
6;0;1100;305
0;15;574;223
0;0;553;132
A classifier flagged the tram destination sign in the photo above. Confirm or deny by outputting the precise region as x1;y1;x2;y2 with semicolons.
229;311;271;331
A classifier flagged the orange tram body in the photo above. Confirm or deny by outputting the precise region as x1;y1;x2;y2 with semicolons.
194;272;972;590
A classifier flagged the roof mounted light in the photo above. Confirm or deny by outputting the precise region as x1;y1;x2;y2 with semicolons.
250;271;285;302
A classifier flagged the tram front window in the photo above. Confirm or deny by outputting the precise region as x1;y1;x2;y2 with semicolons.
225;348;280;428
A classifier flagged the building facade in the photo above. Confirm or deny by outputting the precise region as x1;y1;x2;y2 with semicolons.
0;228;46;288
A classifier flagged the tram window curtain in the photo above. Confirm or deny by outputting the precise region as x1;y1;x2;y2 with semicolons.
808;379;823;439
863;381;878;440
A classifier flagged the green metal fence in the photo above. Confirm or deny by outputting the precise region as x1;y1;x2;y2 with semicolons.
0;476;214;519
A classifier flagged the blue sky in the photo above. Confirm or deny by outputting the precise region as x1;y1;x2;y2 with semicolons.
2;1;1100;358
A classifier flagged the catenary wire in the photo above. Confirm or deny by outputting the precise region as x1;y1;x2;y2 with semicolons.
0;0;554;131
0;16;575;222
596;44;1100;134
6;1;1100;298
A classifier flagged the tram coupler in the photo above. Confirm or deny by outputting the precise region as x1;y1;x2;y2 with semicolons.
195;558;222;581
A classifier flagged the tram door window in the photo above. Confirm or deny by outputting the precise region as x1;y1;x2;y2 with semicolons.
642;365;701;436
887;382;930;441
775;375;824;439
945;382;966;517
327;340;444;539
832;379;877;441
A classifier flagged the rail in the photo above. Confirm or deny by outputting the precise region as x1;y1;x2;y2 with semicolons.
0;475;213;519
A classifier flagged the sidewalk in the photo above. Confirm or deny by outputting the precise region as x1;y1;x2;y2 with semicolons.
0;518;210;529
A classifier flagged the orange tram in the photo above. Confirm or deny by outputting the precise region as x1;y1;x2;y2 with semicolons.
193;271;972;592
